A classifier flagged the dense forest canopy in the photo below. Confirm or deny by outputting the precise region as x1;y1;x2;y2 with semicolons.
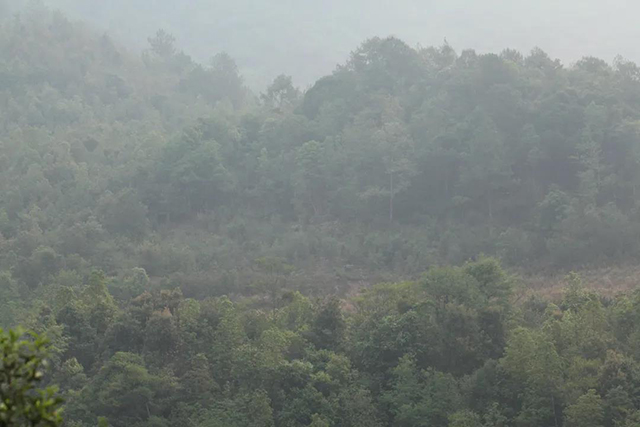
5;3;640;427
6;0;640;87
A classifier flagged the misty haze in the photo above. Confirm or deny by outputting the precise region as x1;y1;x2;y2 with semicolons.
2;2;640;427
16;0;640;87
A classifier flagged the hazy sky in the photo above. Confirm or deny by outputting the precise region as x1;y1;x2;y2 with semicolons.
41;0;640;88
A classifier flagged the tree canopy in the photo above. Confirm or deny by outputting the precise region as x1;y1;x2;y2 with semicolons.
4;4;640;427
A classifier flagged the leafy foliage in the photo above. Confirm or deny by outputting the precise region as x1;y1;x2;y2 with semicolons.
0;328;62;426
6;4;640;427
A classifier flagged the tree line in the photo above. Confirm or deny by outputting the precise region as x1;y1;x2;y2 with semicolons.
4;4;640;426
2;6;640;301
7;259;640;427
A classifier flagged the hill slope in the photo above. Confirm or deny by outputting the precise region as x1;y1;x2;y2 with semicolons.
4;5;640;306
34;0;640;88
5;6;640;427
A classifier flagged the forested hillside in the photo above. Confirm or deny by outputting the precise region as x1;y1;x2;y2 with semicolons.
5;4;640;427
33;0;640;88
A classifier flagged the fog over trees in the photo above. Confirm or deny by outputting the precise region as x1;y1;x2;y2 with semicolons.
4;2;640;427
12;0;640;87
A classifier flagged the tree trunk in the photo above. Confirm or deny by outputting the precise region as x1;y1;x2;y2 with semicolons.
389;173;394;223
488;192;494;238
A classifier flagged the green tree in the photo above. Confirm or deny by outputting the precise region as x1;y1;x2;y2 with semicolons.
449;410;483;427
73;352;177;427
0;328;63;427
308;413;330;427
293;140;334;219
254;257;294;313
382;355;461;427
575;103;608;205
262;75;300;111
310;297;345;351
501;327;563;426
0;272;21;328
147;29;176;58
564;389;604;427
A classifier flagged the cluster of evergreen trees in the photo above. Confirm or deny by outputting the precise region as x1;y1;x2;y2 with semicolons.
9;259;640;427
5;4;640;427
4;7;640;294
3;6;640;301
